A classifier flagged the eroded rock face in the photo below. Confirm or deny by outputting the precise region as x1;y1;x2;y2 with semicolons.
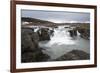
21;27;50;63
49;29;54;37
68;30;74;37
78;29;90;40
55;50;90;61
37;28;50;41
21;28;39;53
21;50;49;62
68;29;77;37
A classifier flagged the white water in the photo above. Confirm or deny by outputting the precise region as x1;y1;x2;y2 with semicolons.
39;26;90;59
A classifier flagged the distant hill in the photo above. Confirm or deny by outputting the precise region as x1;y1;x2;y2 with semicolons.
22;17;54;24
21;17;90;27
21;17;56;27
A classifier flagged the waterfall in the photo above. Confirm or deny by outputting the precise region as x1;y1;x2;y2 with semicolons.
39;26;90;59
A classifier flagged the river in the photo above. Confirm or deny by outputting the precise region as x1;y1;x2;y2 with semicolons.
39;26;90;60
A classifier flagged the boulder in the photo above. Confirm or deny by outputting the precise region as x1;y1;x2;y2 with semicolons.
21;28;39;53
73;29;77;36
21;27;50;63
68;30;74;37
55;50;90;61
49;29;54;36
37;28;50;41
54;26;58;28
21;50;50;62
78;29;90;40
68;29;77;37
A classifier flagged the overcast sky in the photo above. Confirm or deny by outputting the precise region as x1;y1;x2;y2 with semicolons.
21;10;90;23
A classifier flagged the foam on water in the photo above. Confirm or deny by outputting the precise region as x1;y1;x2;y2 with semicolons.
39;26;90;59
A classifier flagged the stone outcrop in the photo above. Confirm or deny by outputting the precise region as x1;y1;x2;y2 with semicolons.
68;29;77;37
21;27;49;63
78;29;90;40
49;29;54;37
55;50;90;61
37;28;50;41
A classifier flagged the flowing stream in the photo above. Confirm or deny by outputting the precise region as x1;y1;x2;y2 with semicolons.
39;26;90;59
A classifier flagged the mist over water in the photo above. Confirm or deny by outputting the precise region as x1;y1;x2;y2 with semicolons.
39;26;90;59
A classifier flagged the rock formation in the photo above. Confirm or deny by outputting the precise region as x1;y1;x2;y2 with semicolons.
55;50;90;61
21;27;49;63
37;28;50;41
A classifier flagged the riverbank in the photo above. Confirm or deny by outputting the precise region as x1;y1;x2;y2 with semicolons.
21;25;90;62
54;50;90;61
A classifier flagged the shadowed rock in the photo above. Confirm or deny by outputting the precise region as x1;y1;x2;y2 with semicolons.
68;29;77;37
78;29;90;40
21;27;39;53
55;50;90;61
49;29;54;36
37;28;50;41
21;27;50;63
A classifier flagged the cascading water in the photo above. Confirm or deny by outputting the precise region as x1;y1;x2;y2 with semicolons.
39;26;90;60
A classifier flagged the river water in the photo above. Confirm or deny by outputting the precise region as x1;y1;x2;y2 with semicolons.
39;26;90;59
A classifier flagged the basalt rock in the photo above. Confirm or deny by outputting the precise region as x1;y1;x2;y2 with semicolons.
21;27;50;63
78;29;90;40
68;29;77;37
21;49;50;62
55;50;90;61
68;30;74;37
37;28;50;41
21;28;39;53
49;29;54;36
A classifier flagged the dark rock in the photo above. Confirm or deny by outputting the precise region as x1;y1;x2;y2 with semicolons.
78;29;90;40
54;26;58;28
21;27;50;63
73;30;77;36
68;30;74;37
64;26;69;28
21;28;39;53
49;29;54;36
37;28;50;41
68;29;77;37
21;50;50;63
55;50;90;61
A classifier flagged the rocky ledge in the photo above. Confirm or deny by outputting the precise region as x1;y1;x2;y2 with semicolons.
21;27;50;63
55;50;90;61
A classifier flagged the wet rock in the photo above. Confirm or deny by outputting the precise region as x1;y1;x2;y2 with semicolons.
73;29;77;36
37;28;50;41
64;26;69;28
22;50;50;62
21;28;39;53
68;30;73;37
55;50;90;61
49;29;54;36
21;27;50;63
68;29;77;37
78;29;90;40
54;26;58;28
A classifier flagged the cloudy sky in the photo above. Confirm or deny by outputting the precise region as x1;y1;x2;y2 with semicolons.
21;10;90;23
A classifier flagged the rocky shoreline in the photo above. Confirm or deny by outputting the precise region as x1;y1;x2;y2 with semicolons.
21;26;90;62
21;27;50;63
54;50;90;61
